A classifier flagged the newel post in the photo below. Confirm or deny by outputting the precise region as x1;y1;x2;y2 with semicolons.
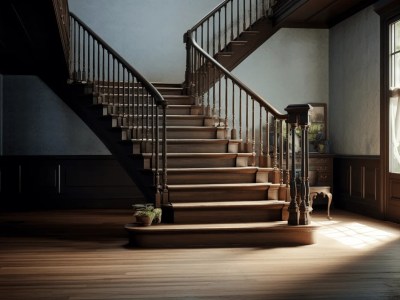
284;104;313;226
183;31;192;95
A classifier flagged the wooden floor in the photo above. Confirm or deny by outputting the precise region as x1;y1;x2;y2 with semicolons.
1;208;400;300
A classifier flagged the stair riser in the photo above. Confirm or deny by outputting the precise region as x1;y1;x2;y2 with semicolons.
95;87;183;95
127;227;316;248
169;188;269;202
104;105;200;116
97;94;192;105
143;156;249;169
134;142;235;154
173;207;284;224
113;116;205;127
123;128;218;140
167;172;256;184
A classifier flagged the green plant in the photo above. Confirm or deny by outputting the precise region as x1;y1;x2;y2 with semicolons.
133;204;162;225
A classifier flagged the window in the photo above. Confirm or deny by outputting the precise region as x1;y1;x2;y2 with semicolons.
389;20;400;173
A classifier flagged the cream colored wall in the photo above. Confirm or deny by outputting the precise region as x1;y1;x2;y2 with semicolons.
68;0;221;83
232;28;329;113
329;6;380;155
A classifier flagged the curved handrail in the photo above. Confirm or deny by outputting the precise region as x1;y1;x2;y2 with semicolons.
188;33;286;120
70;12;166;107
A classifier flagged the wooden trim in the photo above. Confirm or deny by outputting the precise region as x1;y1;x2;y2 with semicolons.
0;155;143;210
333;156;382;219
376;3;400;222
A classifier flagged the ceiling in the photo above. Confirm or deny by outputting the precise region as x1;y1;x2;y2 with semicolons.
272;0;379;28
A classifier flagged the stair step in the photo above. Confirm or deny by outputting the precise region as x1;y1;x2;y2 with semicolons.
125;221;318;248
167;182;280;202
166;167;273;184
122;126;224;140
101;104;202;116
141;152;253;168
97;94;192;105
172;200;288;224
94;85;184;96
132;139;241;154
111;114;207;127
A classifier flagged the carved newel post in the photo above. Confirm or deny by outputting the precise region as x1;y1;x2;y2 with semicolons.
284;104;313;226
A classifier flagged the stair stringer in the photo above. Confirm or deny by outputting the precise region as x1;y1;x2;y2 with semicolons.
42;77;157;205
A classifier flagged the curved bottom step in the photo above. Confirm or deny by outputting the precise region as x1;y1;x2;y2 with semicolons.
125;222;318;248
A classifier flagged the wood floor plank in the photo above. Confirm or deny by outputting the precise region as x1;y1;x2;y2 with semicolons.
0;209;400;299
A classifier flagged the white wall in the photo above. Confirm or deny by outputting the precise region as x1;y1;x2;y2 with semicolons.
68;0;221;83
329;6;380;155
3;76;110;155
232;28;329;113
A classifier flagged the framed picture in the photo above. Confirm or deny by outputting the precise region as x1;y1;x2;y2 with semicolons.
308;103;327;150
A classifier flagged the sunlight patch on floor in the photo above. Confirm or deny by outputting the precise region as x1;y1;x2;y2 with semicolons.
315;221;399;249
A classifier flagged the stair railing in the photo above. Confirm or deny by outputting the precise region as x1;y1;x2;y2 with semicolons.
184;0;276;92
69;13;167;207
184;0;312;225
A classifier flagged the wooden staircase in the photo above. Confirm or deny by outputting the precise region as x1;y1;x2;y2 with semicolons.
67;5;317;248
118;83;317;248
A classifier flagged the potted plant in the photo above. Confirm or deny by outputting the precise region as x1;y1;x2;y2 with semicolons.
133;204;162;226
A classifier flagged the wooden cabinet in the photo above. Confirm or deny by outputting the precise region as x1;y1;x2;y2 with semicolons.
309;154;334;187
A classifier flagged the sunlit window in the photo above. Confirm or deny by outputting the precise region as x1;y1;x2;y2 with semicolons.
389;20;400;173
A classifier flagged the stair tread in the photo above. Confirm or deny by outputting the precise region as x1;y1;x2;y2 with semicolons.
167;182;279;189
167;166;274;172
141;152;252;157
172;200;286;208
125;221;317;232
132;139;241;143
111;114;205;119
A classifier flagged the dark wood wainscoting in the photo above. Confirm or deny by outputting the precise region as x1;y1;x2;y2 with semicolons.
333;155;382;219
0;156;144;210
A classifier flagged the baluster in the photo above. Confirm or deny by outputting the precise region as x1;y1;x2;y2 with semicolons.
243;0;246;30
146;90;150;142
273;117;278;168
250;0;252;27
82;29;86;81
135;79;140;140
218;70;222;127
280;119;284;171
97;42;100;86
162;104;168;202
237;0;240;37
127;73;131;127
155;97;160;206
230;1;234;41
141;85;145;141
251;97;256;166
207;19;210;55
92;36;95;83
266;110;270;166
77;25;81;81
286;120;290;197
107;52;110;104
305;124;310;209
288;122;299;225
87;34;91;82
256;0;259;21
299;124;308;225
231;82;236;139
239;88;242;141
259;106;263;166
112;57;115;109
102;47;105;86
212;65;216;116
224;5;227;49
218;9;221;51
201;24;204;49
246;93;249;147
225;76;228;137
213;14;216;55
72;19;77;80
122;67;126;119
207;62;211;117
